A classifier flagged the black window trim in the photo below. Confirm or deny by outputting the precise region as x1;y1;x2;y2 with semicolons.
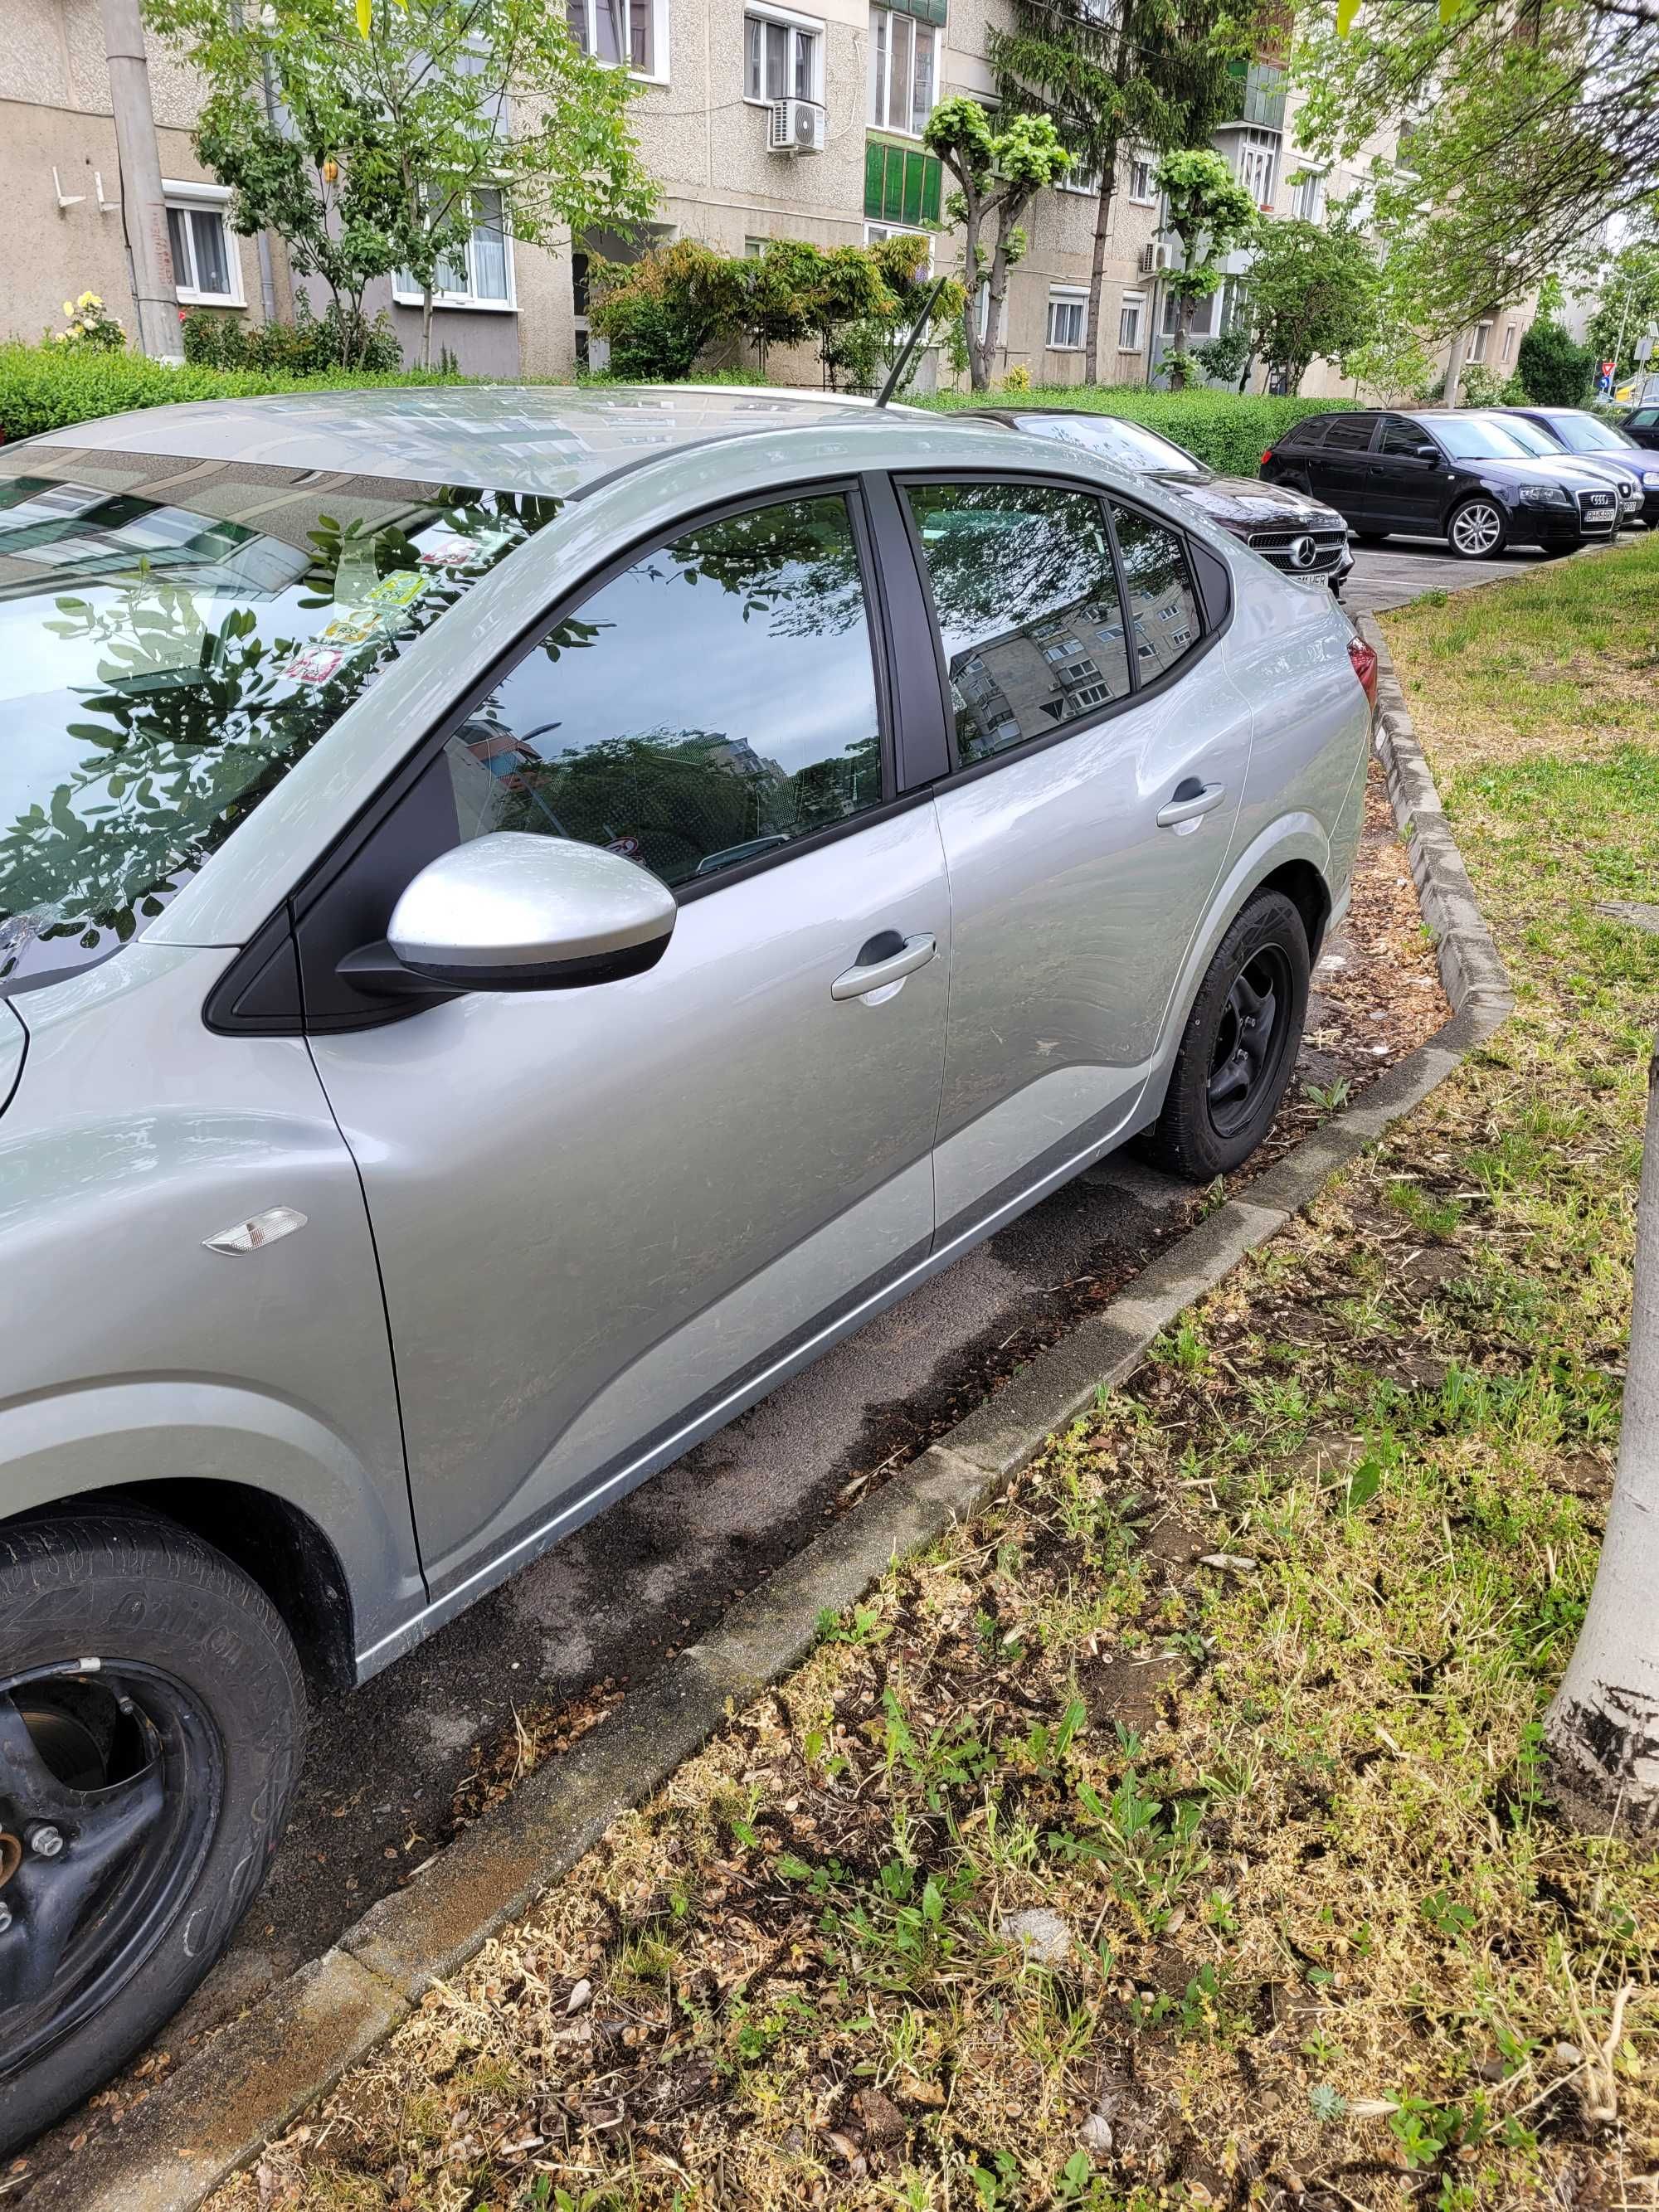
884;465;1228;790
209;473;929;1035
1321;412;1382;455
1378;411;1438;458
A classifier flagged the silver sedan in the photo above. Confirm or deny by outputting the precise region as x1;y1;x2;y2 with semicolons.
0;385;1373;2142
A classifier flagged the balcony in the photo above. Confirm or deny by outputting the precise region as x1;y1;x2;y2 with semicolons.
1221;60;1287;132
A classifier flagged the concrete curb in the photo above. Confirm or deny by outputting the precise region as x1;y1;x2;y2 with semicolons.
27;621;1513;2212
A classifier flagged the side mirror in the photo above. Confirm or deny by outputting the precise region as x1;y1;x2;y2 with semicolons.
1415;443;1442;464
340;833;676;997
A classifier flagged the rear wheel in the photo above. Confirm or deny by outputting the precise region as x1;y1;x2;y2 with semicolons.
1447;498;1506;559
1143;891;1311;1182
0;1513;305;2154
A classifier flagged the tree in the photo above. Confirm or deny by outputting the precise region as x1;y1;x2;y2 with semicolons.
1516;318;1593;404
923;100;1072;391
147;0;657;367
1291;0;1659;337
1336;245;1436;401
1545;1037;1659;1831
986;0;1242;385
1243;213;1378;391
1585;240;1659;381
1154;147;1257;386
588;239;738;379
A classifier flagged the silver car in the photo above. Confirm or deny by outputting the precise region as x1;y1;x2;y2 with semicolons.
0;386;1371;2141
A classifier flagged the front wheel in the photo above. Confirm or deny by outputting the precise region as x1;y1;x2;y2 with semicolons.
0;1512;306;2154
1447;498;1506;560
1143;891;1311;1182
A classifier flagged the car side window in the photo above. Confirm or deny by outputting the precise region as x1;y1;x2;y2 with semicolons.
1285;417;1331;448
902;480;1131;766
1323;416;1377;452
1379;416;1429;455
1109;504;1205;682
1634;409;1659;429
441;494;885;889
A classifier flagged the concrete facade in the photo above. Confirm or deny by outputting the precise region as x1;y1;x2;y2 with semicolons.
1;0;1532;400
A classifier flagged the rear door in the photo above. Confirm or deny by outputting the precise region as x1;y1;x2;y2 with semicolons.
1308;413;1379;521
1369;415;1447;532
893;473;1253;1239
305;484;951;1597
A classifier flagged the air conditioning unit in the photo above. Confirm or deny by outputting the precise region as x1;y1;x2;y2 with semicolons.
1138;241;1171;275
768;97;826;154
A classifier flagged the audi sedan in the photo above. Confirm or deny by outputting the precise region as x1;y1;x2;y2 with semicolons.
1496;405;1657;526
956;405;1355;592
0;386;1372;2144
1262;406;1623;557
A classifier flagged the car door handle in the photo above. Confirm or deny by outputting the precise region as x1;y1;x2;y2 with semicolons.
1155;780;1227;829
831;931;937;1001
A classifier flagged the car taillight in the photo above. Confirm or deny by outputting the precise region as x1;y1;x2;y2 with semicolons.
1348;634;1379;712
1260;448;1274;466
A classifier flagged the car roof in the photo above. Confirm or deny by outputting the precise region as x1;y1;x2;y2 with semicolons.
21;383;939;499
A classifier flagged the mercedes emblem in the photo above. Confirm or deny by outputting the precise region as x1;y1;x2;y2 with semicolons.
1289;533;1320;571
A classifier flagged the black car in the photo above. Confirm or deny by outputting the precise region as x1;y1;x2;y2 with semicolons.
1497;405;1657;526
958;407;1355;593
1260;408;1623;560
1620;401;1659;452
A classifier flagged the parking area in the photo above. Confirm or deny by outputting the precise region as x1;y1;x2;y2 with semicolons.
1342;532;1580;615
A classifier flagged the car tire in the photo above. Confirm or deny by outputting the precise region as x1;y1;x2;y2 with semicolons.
1142;891;1311;1183
0;1510;306;2154
1446;498;1507;560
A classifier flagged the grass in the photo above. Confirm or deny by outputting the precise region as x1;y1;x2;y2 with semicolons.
212;538;1659;2211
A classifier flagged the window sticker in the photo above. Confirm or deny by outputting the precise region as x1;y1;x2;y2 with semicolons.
284;643;347;685
367;567;428;610
420;527;513;570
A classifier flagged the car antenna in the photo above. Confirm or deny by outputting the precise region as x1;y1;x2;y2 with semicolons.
876;276;950;408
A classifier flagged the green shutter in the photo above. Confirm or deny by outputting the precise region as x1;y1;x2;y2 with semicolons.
883;147;904;220
921;154;941;224
864;139;887;218
901;149;925;224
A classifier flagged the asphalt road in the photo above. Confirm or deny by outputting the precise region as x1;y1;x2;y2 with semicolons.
1341;530;1574;615
86;527;1599;2088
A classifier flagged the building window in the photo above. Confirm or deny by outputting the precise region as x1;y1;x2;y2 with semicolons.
163;182;241;306
1128;156;1155;204
864;139;943;224
1235;129;1277;209
868;6;939;135
395;189;514;310
1501;321;1517;362
1058;156;1103;197
1162;287;1218;340
567;0;664;78
1469;320;1491;364
974;277;990;342
865;221;934;269
1117;289;1144;351
746;9;820;101
1047;288;1087;349
1290;166;1326;221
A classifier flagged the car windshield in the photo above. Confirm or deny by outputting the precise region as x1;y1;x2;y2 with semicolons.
1426;417;1535;459
1487;415;1557;457
1012;413;1206;479
1543;412;1635;453
0;448;558;989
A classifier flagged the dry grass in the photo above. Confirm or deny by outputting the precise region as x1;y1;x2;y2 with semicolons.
212;539;1659;2212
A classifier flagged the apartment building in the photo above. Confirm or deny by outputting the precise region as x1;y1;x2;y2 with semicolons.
0;0;1528;396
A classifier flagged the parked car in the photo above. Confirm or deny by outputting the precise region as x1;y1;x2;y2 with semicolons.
956;405;1355;593
1620;401;1659;452
1261;407;1624;558
0;386;1374;2146
1496;404;1657;526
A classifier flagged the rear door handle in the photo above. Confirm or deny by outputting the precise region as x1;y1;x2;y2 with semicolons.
1156;780;1226;829
832;931;937;1001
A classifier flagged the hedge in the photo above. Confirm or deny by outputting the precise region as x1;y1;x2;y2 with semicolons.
0;343;467;445
917;383;1358;477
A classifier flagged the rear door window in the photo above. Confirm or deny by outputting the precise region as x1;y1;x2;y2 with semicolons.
1323;416;1379;452
1109;505;1205;681
902;481;1132;766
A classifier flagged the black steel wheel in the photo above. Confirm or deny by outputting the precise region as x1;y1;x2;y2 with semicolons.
0;1513;305;2154
1142;889;1311;1181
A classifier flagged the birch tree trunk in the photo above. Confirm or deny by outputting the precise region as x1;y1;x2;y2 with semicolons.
1083;146;1120;388
1545;1035;1659;1830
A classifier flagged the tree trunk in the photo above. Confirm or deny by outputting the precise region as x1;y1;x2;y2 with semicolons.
1545;1037;1659;1830
421;285;435;370
1444;327;1467;408
1083;142;1121;387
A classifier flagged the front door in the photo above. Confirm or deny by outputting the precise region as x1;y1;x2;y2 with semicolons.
308;489;950;1597
1368;416;1447;532
897;475;1253;1238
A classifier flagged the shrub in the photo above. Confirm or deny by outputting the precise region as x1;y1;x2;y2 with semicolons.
1458;361;1525;407
918;382;1359;475
0;341;460;445
588;241;738;382
49;292;128;352
181;298;403;373
1516;319;1594;408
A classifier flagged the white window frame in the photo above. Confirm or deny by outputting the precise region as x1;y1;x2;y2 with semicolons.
1117;289;1144;352
864;220;934;270
1236;129;1277;209
868;6;941;137
1058;155;1103;197
1501;321;1517;362
567;0;669;84
974;276;990;343
393;188;517;314
744;4;823;105
1469;320;1491;365
163;179;244;308
1290;165;1326;222
1046;286;1087;350
1127;154;1156;206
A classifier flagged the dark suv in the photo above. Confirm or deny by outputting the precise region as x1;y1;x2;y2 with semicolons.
958;406;1354;592
1261;408;1623;560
